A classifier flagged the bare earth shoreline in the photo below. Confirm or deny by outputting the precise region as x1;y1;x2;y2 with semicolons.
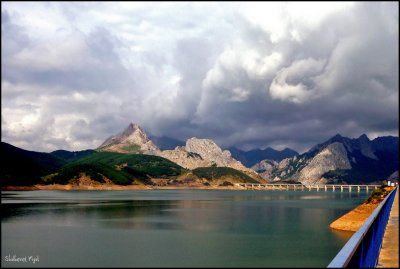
329;203;379;232
330;187;395;232
0;184;243;191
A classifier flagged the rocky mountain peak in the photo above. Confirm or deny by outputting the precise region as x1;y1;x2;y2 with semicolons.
98;123;159;153
158;137;253;173
185;137;223;156
122;123;143;135
184;137;236;166
356;133;377;160
358;134;370;141
121;123;150;145
297;142;352;185
331;133;343;140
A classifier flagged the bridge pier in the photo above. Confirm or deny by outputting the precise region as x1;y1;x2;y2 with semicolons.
236;183;380;193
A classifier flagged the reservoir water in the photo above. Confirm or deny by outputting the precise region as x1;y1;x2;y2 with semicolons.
1;190;369;267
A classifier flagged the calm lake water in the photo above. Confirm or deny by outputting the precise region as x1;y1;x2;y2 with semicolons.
1;190;370;267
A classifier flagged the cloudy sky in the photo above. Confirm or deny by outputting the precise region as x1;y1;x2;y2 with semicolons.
2;2;399;153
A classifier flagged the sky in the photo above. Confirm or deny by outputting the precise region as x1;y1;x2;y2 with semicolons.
1;2;399;153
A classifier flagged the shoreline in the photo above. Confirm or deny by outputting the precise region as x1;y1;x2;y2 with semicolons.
1;184;247;191
329;203;379;232
329;186;395;232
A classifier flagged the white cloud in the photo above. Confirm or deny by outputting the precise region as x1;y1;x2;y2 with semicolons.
269;58;326;103
229;87;251;102
10;30;89;71
239;2;355;43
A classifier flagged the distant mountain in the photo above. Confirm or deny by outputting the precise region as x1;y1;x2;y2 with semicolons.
149;135;185;150
1;141;261;187
5;126;395;187
229;146;299;167
99;123;258;177
259;134;399;185
1;142;66;186
98;123;159;153
158;137;257;175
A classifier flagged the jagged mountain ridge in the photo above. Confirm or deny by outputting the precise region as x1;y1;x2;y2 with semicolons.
3;125;398;186
229;146;299;167
158;138;254;173
97;123;255;175
253;134;398;185
97;124;398;185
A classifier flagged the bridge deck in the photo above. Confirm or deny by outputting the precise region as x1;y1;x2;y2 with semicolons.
377;187;399;268
235;183;380;192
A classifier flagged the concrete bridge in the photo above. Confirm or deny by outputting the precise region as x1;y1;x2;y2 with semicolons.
234;183;381;192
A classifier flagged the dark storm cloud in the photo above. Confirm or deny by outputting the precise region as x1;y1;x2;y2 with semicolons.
185;2;398;152
1;2;398;152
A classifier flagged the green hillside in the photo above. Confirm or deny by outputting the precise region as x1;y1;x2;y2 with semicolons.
1;142;66;186
192;167;259;183
74;152;186;178
51;149;96;162
50;162;133;185
44;151;187;185
3;143;257;187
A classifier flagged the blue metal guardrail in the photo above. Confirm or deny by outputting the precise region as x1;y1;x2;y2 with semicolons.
327;187;397;268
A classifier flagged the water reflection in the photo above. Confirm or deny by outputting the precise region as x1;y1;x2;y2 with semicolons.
2;190;370;267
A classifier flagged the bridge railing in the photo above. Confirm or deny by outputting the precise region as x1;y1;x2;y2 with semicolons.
327;187;397;268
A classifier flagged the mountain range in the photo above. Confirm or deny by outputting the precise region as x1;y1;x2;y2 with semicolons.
251;134;398;185
228;147;299;167
1;123;398;186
